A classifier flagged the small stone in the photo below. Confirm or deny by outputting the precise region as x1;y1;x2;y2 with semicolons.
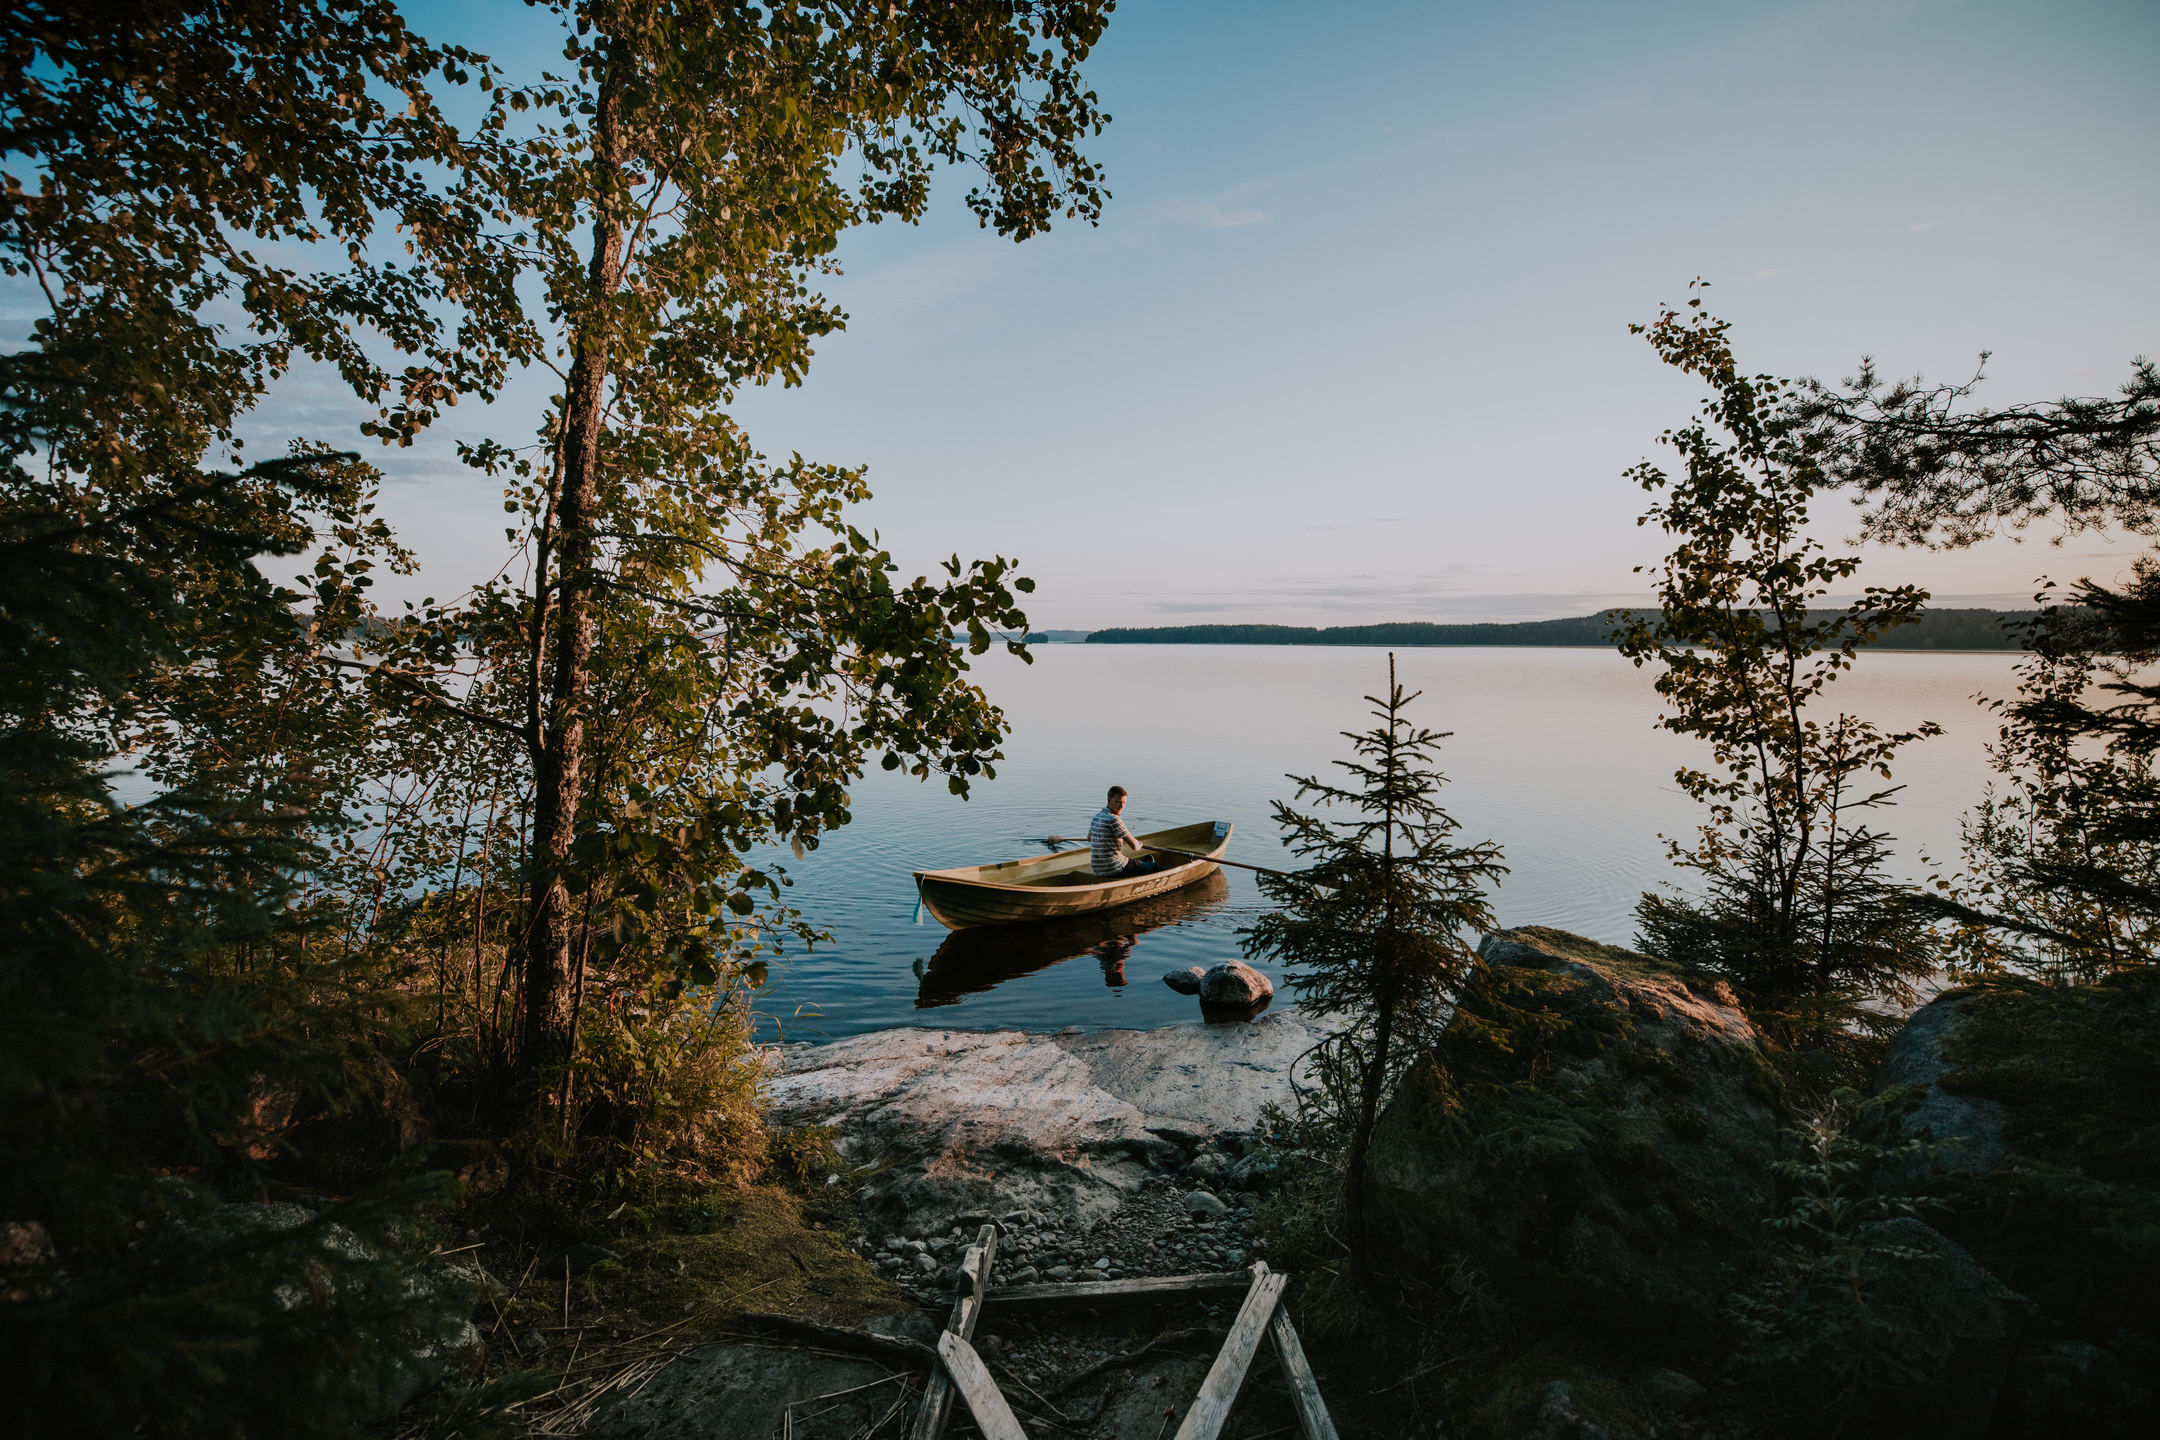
1199;961;1273;1008
1092;1257;1111;1271
1047;1265;1075;1280
1008;1266;1040;1283
1185;1191;1230;1219
1162;966;1206;995
915;1252;941;1275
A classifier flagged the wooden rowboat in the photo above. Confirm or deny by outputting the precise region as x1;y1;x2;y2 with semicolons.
915;870;1233;1005
913;820;1233;930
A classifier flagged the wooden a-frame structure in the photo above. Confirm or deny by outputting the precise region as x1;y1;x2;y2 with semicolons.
908;1224;1339;1440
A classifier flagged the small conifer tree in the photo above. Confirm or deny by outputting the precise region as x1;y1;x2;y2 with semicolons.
1243;656;1506;1280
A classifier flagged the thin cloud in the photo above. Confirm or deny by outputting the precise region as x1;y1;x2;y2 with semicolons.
1148;198;1272;230
1753;268;1779;279
1909;219;1938;231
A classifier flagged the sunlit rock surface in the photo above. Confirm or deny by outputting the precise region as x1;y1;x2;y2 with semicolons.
765;1014;1325;1233
1366;926;1781;1360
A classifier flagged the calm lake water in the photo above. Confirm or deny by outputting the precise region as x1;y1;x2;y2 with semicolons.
752;645;2022;1040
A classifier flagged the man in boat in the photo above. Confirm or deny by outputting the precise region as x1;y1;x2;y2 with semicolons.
1088;786;1162;879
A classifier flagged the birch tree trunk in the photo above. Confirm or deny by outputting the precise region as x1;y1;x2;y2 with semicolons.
520;56;625;1082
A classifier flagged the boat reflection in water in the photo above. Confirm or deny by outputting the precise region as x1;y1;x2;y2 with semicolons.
911;869;1233;1009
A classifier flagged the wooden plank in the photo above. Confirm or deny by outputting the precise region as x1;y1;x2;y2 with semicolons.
935;1332;1030;1440
907;1224;999;1440
1172;1264;1287;1440
1266;1306;1341;1440
981;1270;1253;1311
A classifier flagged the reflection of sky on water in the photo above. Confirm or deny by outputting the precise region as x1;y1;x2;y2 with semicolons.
753;645;2021;1041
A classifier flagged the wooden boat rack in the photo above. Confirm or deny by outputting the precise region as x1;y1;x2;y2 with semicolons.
909;1224;1339;1440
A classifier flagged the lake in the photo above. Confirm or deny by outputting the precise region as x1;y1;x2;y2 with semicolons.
752;645;2023;1040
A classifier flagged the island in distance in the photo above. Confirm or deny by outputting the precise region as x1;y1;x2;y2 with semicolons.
1076;607;2036;650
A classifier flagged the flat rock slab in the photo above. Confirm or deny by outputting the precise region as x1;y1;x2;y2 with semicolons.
766;1016;1324;1233
586;1342;911;1440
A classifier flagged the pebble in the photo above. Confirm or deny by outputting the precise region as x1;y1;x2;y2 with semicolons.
861;1170;1265;1296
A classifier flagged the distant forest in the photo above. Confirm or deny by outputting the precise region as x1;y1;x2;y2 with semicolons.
1083;609;2038;650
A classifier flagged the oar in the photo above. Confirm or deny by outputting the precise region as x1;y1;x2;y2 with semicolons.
1041;835;1311;884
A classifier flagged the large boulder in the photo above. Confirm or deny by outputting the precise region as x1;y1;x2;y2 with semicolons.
1770;1218;2022;1439
1867;972;2160;1436
1870;988;2009;1192
765;1015;1328;1234
1366;926;1781;1359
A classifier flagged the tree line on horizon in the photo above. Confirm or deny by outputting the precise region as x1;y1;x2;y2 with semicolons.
1082;607;2037;650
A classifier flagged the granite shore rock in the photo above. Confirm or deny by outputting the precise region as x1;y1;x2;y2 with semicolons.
762;1014;1324;1296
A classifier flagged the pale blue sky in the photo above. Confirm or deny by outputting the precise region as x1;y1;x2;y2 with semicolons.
378;1;2160;624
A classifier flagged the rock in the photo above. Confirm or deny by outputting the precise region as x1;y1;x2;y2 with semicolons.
1780;1218;2021;1438
1871;988;2011;1192
1163;966;1206;995
1199;961;1273;1008
913;1251;941;1276
1187;1150;1230;1181
1632;1367;1707;1414
1366;926;1781;1360
1184;1191;1230;1219
862;1310;939;1346
765;1014;1329;1235
1532;1380;1611;1440
587;1342;895;1439
2000;1338;2154;1434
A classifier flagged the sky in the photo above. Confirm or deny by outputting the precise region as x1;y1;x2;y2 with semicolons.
347;1;2160;626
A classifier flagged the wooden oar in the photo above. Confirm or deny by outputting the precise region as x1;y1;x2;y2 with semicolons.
1040;836;1311;884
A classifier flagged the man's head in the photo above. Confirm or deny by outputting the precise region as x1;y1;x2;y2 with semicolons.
1107;785;1127;813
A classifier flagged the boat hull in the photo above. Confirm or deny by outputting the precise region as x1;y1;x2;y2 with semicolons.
913;820;1232;930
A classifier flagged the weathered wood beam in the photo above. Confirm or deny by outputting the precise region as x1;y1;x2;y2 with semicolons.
907;1224;999;1440
982;1270;1253;1311
1266;1305;1340;1440
935;1332;1030;1440
1172;1263;1287;1440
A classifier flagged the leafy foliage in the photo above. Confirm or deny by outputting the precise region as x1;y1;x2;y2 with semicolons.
1802;354;2160;550
1729;1094;1946;1431
1925;569;2160;980
1243;655;1506;1279
1615;287;1945;1059
325;0;1116;1088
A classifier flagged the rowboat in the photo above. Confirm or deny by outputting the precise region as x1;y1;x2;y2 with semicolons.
912;820;1233;930
914;870;1232;1005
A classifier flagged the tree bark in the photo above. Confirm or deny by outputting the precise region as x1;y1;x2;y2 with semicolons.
519;54;626;1085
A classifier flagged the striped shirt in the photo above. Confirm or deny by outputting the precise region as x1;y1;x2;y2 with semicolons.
1088;806;1138;876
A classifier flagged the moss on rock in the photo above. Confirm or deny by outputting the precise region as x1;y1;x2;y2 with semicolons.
1365;927;1783;1359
